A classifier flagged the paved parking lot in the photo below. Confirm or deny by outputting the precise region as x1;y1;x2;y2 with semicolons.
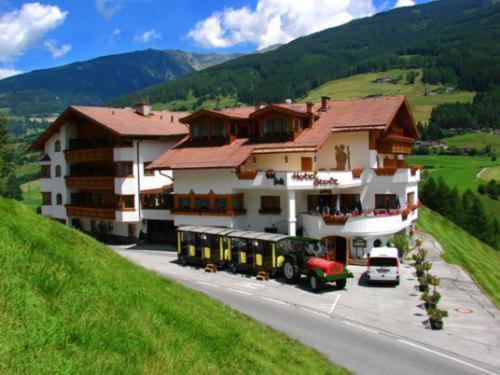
109;234;500;370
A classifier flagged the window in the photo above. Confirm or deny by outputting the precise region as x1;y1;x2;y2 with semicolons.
340;194;361;212
407;192;415;206
41;165;50;178
178;197;191;210
211;122;225;138
263;118;290;136
375;194;399;210
192;123;209;140
260;196;281;214
143;162;155;176
117;195;135;210
56;193;62;205
194;197;210;211
215;197;228;211
54;140;61;152
55;165;62;177
174;193;244;214
42;192;52;205
373;239;382;247
115;162;133;177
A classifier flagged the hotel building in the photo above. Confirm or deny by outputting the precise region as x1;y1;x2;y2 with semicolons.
32;95;420;263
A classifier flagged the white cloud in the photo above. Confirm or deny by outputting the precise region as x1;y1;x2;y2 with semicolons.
187;0;376;49
112;28;121;36
0;2;67;61
0;67;22;79
43;39;71;58
134;29;161;43
96;0;121;17
395;0;416;8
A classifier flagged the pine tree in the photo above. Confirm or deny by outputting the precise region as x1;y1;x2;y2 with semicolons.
421;177;437;209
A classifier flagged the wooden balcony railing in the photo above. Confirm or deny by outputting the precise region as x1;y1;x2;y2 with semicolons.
377;135;414;154
64;148;114;164
65;176;115;189
66;205;116;220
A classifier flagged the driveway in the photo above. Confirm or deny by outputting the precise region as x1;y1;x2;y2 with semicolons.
109;236;500;374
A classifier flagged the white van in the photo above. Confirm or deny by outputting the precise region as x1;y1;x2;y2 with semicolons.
367;247;400;285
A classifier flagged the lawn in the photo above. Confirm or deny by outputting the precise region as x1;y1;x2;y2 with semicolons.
442;133;500;153
303;69;475;123
407;154;500;221
479;165;500;181
0;198;347;374
20;179;41;211
418;206;500;306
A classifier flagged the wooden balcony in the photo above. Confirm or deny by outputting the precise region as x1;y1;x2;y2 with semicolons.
66;206;116;220
64;148;114;164
377;135;414;154
65;176;115;189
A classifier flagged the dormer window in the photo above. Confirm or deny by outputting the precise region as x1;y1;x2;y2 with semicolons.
191;121;226;141
263;118;290;136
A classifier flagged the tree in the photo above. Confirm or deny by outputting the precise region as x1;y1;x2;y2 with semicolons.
0;116;20;200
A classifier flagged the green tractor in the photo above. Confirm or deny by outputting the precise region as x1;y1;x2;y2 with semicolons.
282;237;354;292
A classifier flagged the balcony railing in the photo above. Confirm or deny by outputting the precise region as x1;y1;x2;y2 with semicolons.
64;148;114;164
66;205;116;220
65;176;115;189
377;135;414;154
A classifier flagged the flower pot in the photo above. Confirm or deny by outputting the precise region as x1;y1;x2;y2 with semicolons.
419;284;429;292
429;318;443;330
425;302;436;310
416;270;424;277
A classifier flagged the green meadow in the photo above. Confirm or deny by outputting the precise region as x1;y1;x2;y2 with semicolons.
442;133;500;153
304;69;475;123
0;198;347;374
418;206;500;306
407;154;500;221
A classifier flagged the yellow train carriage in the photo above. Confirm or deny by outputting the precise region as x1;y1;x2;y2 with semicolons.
177;226;289;274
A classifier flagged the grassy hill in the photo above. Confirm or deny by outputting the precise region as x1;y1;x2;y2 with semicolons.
418;206;500;306
303;69;474;123
442;133;500;153
110;0;499;110
0;49;240;117
480;166;500;181
407;155;500;220
0;198;346;374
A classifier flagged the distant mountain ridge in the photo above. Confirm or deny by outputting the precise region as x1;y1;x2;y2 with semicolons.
109;0;499;111
0;49;241;115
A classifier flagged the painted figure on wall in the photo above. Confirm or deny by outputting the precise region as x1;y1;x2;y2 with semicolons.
335;145;348;170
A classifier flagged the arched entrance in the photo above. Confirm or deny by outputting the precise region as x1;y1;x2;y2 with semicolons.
321;236;348;264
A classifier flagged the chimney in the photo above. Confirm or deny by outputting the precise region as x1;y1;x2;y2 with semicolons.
135;102;151;116
321;96;331;111
306;102;314;114
254;102;261;111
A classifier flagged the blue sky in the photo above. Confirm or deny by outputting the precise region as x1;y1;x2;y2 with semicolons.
0;0;431;78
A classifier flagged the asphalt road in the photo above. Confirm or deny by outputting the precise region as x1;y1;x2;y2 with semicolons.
112;247;499;375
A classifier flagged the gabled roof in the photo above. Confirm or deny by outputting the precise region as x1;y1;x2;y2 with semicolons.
29;105;190;151
150;95;416;170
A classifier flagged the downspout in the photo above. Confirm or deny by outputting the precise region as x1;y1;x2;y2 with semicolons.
136;140;143;221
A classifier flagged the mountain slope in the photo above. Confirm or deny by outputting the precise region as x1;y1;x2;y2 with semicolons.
110;0;499;109
0;49;240;115
0;197;345;373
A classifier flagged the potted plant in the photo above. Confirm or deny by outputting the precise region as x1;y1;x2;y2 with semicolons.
415;263;424;277
421;290;441;309
412;249;426;265
418;272;432;292
427;307;448;330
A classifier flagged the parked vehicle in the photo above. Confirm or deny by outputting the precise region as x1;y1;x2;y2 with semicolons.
367;247;400;285
177;227;354;292
282;237;354;292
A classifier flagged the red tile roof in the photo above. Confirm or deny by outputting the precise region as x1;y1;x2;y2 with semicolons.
150;95;412;170
29;105;189;151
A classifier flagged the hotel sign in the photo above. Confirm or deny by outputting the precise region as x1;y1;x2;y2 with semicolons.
291;172;338;186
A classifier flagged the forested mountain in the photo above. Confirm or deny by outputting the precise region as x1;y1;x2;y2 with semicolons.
110;0;500;109
0;49;240;115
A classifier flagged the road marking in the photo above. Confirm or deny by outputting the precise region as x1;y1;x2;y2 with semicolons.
227;288;252;296
329;294;341;314
261;296;288;305
234;282;264;289
398;339;498;375
343;320;379;334
196;281;218;287
299;307;330;318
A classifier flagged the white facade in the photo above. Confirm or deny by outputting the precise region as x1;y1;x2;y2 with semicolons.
38;121;178;241
169;130;419;263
